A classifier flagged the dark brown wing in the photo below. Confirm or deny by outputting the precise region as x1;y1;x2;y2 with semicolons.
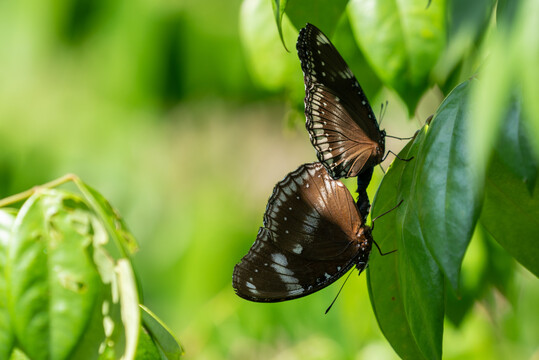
297;23;385;179
233;163;372;302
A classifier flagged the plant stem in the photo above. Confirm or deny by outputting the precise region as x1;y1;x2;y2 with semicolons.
0;173;78;208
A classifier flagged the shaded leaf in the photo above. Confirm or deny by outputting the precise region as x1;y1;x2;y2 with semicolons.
480;133;539;277
271;0;288;50
433;0;495;86
495;99;538;193
140;305;183;360
285;0;348;37
369;126;444;360
412;81;481;290
514;0;539;160
348;0;446;114
135;326;162;360
0;209;16;360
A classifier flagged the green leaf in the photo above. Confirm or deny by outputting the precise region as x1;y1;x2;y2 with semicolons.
495;99;538;193
433;0;495;85
6;190;105;360
369;126;444;360
480;121;539;277
348;0;446;114
332;15;383;99
285;0;348;36
140;305;183;360
412;81;482;290
514;0;539;160
240;0;303;96
0;209;16;360
135;326;162;360
367;141;428;360
74;179;138;256
271;0;288;50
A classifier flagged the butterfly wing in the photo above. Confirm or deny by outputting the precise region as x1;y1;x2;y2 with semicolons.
233;163;372;302
297;23;385;179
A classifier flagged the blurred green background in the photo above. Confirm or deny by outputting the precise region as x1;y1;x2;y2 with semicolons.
0;0;537;359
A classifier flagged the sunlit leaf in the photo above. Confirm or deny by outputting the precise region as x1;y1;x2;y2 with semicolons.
240;0;303;98
140;305;183;360
348;0;446;114
74;179;139;256
332;16;383;100
0;209;16;360
6;190;105;360
116;259;140;360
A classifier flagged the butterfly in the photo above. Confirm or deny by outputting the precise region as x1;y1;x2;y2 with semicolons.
297;23;385;180
232;162;373;302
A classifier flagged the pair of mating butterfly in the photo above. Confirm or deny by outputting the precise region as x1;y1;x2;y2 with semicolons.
233;24;393;304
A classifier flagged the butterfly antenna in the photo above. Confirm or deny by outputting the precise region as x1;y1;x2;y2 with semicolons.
325;270;354;314
371;199;404;230
385;134;414;141
382;150;414;163
372;239;397;256
378;101;389;127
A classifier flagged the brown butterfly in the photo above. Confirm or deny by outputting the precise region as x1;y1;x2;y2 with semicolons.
297;23;385;180
233;163;373;302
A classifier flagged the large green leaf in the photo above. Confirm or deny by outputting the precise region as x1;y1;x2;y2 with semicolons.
368;126;444;360
480;113;539;277
412;81;481;290
348;0;446;113
368;136;429;360
6;190;105;360
285;0;348;36
0;209;16;360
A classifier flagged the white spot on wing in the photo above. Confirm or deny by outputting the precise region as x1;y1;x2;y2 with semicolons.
272;253;288;267
292;244;303;254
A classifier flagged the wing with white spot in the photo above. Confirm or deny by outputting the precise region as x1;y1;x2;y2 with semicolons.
232;163;372;302
297;23;385;179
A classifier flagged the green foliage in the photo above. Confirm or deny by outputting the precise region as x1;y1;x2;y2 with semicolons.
0;179;182;360
348;0;446;113
0;0;538;358
239;0;539;357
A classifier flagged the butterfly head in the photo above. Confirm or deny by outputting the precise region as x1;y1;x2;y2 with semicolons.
357;225;373;252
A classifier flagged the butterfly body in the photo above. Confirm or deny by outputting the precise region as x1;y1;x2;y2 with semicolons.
297;24;385;179
233;163;373;302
